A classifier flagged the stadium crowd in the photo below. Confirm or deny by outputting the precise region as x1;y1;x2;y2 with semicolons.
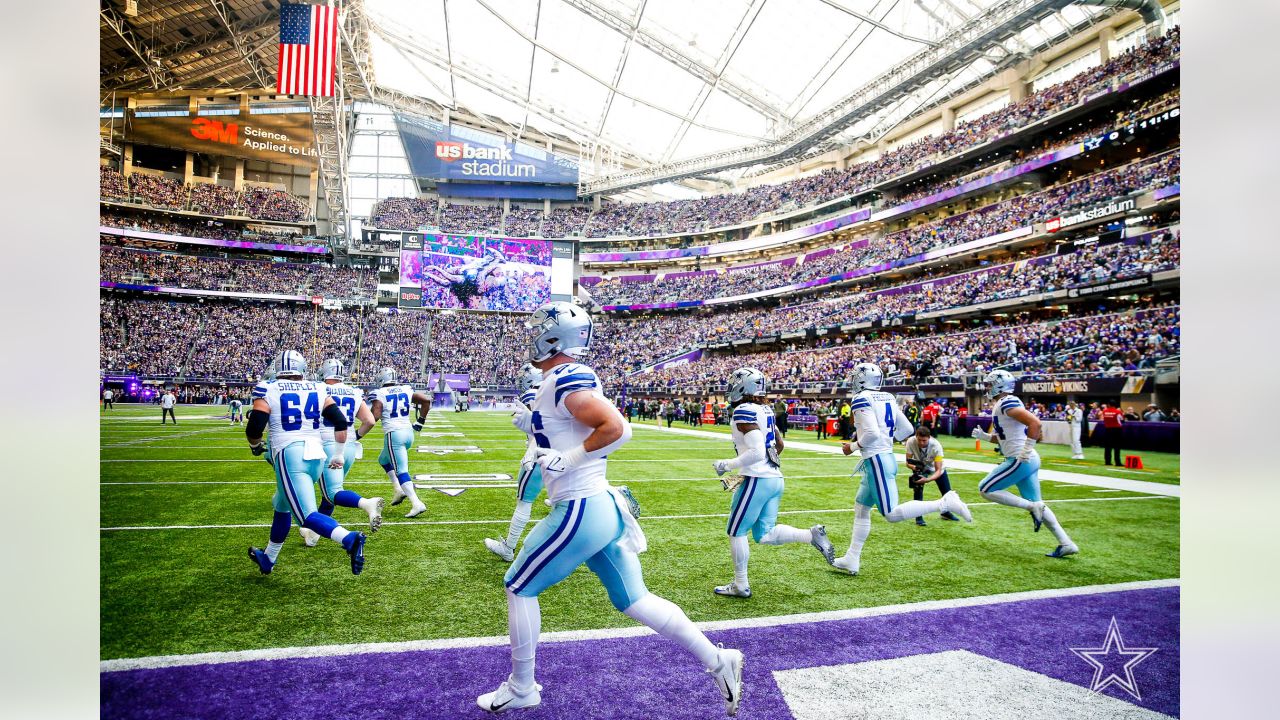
100;246;376;297
587;150;1179;305
439;203;503;234
99;166;314;223
101;211;327;248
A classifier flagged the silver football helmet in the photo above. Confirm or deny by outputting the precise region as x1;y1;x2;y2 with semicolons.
982;369;1017;400
516;363;543;394
849;363;884;393
375;367;398;386
726;367;767;403
320;358;347;382
273;349;307;380
526;301;593;362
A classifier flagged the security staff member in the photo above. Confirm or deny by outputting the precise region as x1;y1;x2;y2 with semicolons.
904;426;960;526
838;399;852;440
773;397;789;437
1098;402;1124;466
905;399;922;428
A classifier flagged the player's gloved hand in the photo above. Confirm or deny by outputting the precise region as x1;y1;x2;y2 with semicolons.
712;460;732;477
536;446;586;475
249;441;268;456
327;455;344;470
971;427;993;442
512;408;533;434
412;421;424;432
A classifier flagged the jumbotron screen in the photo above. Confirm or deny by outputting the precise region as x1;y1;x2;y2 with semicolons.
397;233;552;311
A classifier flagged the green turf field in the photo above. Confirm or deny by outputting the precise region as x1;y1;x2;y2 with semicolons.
100;405;1179;661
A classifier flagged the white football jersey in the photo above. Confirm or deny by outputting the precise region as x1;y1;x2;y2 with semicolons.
320;381;365;444
251;379;327;455
850;390;913;456
993;394;1037;459
368;384;415;432
728;402;782;478
519;383;541;463
529;363;611;502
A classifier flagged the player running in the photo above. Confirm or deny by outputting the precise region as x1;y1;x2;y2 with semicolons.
245;350;369;576
484;362;544;562
710;367;835;598
971;369;1079;558
366;367;432;518
298;359;384;547
477;302;744;716
833;363;972;575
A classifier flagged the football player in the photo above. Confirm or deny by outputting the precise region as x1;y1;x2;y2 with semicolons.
833;363;972;575
245;350;368;576
298;359;383;547
366;367;432;518
228;396;243;425
484;362;544;562
711;367;834;598
477;302;744;716
971;369;1078;558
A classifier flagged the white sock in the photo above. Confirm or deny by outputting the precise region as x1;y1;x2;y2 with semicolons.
757;524;812;545
1041;505;1075;546
884;499;943;523
624;593;720;670
982;489;1034;510
265;541;284;563
507;590;540;692
400;480;422;503
386;469;400;489
329;526;350;545
843;505;873;562
358;497;379;513
730;535;750;588
506;501;533;549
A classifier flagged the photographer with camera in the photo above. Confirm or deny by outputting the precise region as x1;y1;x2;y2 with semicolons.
903;426;961;526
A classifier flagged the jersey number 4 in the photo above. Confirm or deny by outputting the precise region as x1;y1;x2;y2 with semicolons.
281;392;321;431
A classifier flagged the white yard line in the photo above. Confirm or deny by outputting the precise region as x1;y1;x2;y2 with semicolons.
632;423;1180;497
99;470;987;487
100;494;1174;532
100;577;1180;672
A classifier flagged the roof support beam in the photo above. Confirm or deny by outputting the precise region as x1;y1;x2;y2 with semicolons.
99;4;176;90
595;0;646;137
204;0;274;91
559;0;792;127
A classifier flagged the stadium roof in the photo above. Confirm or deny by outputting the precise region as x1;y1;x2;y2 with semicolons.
365;0;1112;180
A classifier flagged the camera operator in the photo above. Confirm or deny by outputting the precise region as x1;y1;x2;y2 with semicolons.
904;426;961;526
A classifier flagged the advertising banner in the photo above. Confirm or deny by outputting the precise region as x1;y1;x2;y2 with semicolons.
396;115;579;185
1045;197;1136;233
1015;377;1139;396
126;111;317;167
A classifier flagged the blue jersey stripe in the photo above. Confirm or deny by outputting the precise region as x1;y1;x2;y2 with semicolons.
850;399;871;410
554;372;596;387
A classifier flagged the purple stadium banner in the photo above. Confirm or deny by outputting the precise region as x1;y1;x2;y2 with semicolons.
99;226;328;254
649;348;703;371
426;373;470;391
1153;183;1180;200
100;282;310;302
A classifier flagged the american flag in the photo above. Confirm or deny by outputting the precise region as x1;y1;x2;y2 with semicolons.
278;2;339;97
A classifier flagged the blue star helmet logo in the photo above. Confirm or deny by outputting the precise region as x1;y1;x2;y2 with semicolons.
544;306;561;321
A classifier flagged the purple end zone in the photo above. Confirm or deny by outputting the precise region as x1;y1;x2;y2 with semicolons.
102;586;1178;719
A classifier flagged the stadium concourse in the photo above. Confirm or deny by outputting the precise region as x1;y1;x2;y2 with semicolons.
99;2;1181;718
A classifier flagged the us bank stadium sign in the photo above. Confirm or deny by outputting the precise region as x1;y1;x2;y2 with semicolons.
125;111;317;167
396;114;579;185
1045;197;1136;233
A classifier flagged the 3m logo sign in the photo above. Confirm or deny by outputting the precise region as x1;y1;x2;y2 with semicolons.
191;118;239;145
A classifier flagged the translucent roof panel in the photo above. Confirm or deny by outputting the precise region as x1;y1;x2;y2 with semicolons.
365;0;1032;174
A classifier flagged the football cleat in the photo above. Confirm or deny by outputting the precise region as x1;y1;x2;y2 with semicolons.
346;532;368;575
247;547;274;575
1029;502;1046;533
298;527;320;547
714;582;752;598
477;676;542;713
406;501;428;519
940;512;960;522
1047;543;1079;559
832;556;860;576
942;491;973;523
915;517;927;527
708;646;745;716
367;497;385;533
485;537;515;562
809;525;836;565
